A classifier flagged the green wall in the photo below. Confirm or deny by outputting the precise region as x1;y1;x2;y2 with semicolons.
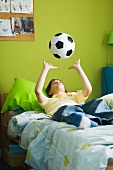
0;0;113;101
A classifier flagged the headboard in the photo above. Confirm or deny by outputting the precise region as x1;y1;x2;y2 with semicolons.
0;93;21;147
0;93;9;129
0;93;26;168
0;93;7;150
0;93;10;149
0;93;8;110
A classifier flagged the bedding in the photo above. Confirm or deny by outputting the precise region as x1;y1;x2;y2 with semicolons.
101;93;113;110
25;121;113;170
8;115;113;170
7;103;113;170
7;111;49;137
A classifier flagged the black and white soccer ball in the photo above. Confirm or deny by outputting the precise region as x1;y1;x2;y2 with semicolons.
49;33;75;59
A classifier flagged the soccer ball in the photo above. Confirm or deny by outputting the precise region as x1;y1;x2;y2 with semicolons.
49;32;75;59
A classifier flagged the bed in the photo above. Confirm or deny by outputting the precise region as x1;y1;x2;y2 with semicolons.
1;77;113;170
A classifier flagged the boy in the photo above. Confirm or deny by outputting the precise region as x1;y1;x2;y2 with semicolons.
35;59;98;128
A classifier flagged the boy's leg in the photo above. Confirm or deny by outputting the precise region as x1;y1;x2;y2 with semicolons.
52;105;98;128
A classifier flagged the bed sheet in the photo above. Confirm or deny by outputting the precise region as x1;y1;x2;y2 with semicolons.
20;119;113;170
8;111;113;170
7;111;49;137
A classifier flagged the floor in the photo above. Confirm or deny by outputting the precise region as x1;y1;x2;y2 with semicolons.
0;158;34;170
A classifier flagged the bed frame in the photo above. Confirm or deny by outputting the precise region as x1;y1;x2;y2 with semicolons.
0;93;26;168
0;93;113;170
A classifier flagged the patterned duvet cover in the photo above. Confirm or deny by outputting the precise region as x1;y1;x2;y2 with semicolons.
8;111;113;170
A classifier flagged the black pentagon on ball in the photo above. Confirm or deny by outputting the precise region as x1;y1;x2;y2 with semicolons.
67;36;73;43
53;54;61;59
66;49;73;56
55;33;62;36
49;41;51;49
56;41;63;49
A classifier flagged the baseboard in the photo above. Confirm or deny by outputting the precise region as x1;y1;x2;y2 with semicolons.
0;149;1;158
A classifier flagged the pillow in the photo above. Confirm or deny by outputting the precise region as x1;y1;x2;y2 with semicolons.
100;93;113;110
1;77;47;113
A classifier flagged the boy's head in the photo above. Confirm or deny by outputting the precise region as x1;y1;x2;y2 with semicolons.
46;79;67;97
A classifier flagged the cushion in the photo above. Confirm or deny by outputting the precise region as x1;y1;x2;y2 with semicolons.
100;93;113;110
1;77;47;113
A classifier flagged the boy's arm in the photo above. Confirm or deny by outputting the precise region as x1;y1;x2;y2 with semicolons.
35;60;57;103
69;59;92;97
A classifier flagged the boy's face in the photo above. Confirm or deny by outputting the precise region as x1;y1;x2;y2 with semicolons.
49;79;65;95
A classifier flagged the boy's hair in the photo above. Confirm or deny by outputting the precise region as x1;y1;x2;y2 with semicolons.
46;79;67;98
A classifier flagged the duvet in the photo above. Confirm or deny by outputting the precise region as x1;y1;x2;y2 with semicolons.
22;119;113;170
7;98;113;170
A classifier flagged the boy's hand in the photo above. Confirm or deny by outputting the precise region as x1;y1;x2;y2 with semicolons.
68;59;81;70
43;60;58;70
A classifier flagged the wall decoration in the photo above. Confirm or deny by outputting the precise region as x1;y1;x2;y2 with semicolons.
0;0;34;41
11;0;33;14
0;0;10;13
0;19;15;36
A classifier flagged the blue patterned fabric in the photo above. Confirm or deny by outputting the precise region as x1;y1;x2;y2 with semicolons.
7;99;113;170
52;98;113;128
24;120;113;170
